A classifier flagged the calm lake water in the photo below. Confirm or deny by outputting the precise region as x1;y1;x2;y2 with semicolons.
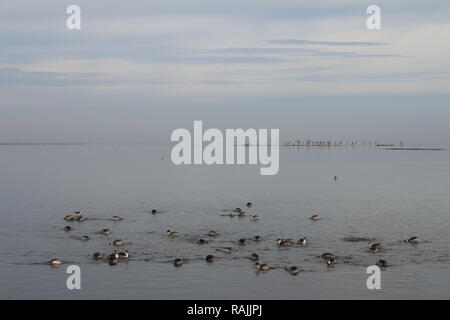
0;144;449;299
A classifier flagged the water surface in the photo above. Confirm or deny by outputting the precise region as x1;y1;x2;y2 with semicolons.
0;145;449;299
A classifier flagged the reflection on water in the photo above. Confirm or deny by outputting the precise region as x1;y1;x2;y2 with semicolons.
0;145;449;299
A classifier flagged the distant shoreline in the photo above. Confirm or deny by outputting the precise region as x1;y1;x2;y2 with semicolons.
386;147;445;151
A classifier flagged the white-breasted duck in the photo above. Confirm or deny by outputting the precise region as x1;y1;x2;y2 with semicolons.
255;262;271;271
223;247;232;254
118;250;129;259
92;252;103;260
404;236;421;243
369;241;382;253
109;239;123;246
327;258;336;266
173;258;183;267
48;259;62;266
286;266;300;275
167;230;179;238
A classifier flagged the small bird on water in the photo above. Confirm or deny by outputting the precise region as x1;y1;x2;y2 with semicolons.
404;237;421;243
285;266;300;275
369;241;382;253
48;259;62;266
376;260;387;268
250;253;259;261
92;252;103;260
167;230;179;238
173;258;183;267
109;239;123;246
255;262;271;271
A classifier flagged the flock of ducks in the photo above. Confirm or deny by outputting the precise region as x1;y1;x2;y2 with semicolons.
48;200;422;273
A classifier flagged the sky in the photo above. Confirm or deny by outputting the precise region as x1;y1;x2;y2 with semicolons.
0;0;449;145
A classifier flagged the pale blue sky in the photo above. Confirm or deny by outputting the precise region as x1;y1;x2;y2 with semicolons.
0;1;449;145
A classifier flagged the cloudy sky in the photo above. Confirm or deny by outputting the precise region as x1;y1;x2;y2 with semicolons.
1;0;449;145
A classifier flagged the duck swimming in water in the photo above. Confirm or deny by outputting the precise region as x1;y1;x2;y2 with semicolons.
321;253;336;260
404;237;421;243
298;237;307;245
92;252;103;260
222;247;232;254
250;253;259;261
285;266;300;275
208;231;218;237
255;262;271;271
112;216;123;221
81;235;90;241
48;259;62;266
233;208;242;213
109;239;123;246
197;238;207;244
327;258;336;266
76;216;85;222
110;252;119;259
249;215;260;221
64;215;74;221
369;241;382;253
151;209;157;214
238;211;246;217
246;202;253;207
167;230;179;238
376;260;387;268
205;255;214;263
173;258;183;267
254;235;261;242
238;238;246;245
101;229;110;235
73;211;82;217
64;226;72;232
277;239;295;247
109;257;118;265
118;250;129;259
310;215;321;221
